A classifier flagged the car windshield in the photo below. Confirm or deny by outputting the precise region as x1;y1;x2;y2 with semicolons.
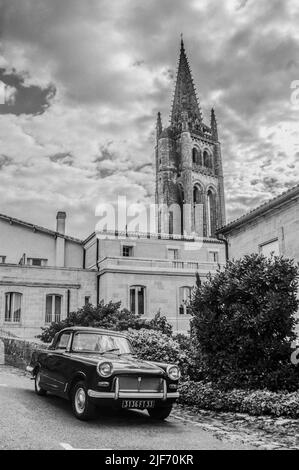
72;332;133;354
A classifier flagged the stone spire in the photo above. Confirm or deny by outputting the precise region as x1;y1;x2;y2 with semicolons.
156;111;162;139
171;38;202;131
211;108;218;141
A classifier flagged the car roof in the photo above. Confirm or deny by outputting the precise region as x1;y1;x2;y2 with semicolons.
58;326;129;338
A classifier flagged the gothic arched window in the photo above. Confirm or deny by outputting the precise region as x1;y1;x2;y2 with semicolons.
178;184;185;236
193;185;204;235
203;150;212;169
192;148;198;164
206;189;217;237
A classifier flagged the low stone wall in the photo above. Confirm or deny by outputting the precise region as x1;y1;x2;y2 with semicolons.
0;335;44;370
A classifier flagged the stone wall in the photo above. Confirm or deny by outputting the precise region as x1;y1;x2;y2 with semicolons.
0;335;43;370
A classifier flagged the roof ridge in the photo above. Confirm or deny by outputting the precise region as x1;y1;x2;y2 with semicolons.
0;212;83;244
218;183;299;233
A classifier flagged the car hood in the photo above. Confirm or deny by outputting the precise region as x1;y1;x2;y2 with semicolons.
67;353;165;375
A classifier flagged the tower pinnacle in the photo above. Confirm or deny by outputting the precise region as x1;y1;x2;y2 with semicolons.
171;38;202;131
211;108;218;141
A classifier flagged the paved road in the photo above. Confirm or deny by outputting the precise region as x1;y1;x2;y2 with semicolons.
0;366;252;450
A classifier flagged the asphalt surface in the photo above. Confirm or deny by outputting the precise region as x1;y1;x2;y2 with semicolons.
0;366;252;450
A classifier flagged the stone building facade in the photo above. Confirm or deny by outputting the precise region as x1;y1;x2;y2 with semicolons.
0;40;226;338
217;184;299;262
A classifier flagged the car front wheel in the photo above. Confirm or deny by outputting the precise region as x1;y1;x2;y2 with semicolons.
34;371;47;396
71;381;96;421
148;405;173;420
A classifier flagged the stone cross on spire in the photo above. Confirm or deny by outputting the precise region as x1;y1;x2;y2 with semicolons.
171;37;202;131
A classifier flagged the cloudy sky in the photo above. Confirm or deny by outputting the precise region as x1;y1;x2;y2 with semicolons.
0;0;299;239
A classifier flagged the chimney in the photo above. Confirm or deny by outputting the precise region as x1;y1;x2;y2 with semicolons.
55;211;66;267
56;211;66;234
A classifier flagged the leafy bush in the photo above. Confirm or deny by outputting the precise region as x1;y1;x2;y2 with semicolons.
179;380;299;418
38;301;173;343
190;254;299;391
173;332;204;381
129;329;190;377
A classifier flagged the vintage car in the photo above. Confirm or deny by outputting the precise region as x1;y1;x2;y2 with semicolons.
26;326;180;421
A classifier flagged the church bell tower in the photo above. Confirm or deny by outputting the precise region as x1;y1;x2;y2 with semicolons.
155;38;226;238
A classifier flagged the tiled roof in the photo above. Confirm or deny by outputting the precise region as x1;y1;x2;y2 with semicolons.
217;183;299;234
0;212;83;244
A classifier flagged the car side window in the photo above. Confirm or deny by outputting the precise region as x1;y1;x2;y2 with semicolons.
56;332;71;350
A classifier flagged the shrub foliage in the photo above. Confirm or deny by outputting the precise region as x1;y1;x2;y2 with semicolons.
179;380;299;418
190;254;299;391
38;301;173;343
128;329;190;377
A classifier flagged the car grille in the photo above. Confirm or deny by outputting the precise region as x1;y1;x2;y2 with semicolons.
118;376;163;392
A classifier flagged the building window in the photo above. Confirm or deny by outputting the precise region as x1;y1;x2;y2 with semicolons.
179;287;192;315
259;239;280;257
0;256;6;264
27;258;48;267
130;286;145;315
5;293;22;323
122;246;133;257
45;294;62;323
85;296;91;305
168;248;179;260
209;251;219;263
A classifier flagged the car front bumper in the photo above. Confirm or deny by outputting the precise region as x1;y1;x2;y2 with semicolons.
88;390;179;399
88;377;179;400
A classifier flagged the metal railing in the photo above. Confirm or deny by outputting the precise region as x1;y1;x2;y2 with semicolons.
98;256;222;272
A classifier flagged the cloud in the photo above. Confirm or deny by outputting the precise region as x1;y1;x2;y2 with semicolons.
0;0;298;236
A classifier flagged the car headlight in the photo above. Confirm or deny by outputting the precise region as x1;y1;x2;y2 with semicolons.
167;365;181;381
97;361;113;378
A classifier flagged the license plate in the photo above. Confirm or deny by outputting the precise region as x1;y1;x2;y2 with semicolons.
122;400;155;409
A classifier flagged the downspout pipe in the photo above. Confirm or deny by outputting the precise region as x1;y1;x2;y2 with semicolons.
96;238;100;305
217;233;229;261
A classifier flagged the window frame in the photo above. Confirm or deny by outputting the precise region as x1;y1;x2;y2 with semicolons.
259;238;280;257
45;294;63;324
122;245;134;257
4;292;22;323
209;250;219;263
179;286;192;315
27;258;48;267
129;285;146;316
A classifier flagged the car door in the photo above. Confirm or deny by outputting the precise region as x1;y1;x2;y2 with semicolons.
42;332;72;393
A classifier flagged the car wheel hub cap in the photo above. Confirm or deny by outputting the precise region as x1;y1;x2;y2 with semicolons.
75;388;86;413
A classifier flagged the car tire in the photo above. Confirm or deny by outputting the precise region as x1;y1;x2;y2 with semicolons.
148;405;173;420
71;381;96;421
34;371;47;396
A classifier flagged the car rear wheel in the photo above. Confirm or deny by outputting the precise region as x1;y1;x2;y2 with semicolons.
34;371;47;396
71;381;96;421
148;405;173;420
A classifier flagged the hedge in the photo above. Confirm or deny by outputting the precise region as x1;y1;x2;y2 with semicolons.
179;381;299;418
0;336;45;370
